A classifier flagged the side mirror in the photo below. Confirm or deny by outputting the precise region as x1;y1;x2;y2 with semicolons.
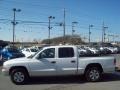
38;54;42;59
37;54;43;60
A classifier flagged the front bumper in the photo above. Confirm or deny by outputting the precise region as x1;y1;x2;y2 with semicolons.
2;67;9;76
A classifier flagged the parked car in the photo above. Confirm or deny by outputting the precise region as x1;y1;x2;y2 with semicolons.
84;46;100;56
0;46;2;55
78;47;87;56
78;47;92;57
31;46;43;50
113;47;119;53
0;46;3;63
115;46;120;54
21;48;38;57
107;47;119;54
1;47;25;61
99;47;111;55
2;45;116;85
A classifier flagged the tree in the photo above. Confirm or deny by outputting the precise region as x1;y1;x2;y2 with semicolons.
41;35;84;45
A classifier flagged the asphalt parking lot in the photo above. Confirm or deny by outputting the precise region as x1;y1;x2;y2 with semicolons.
0;54;120;90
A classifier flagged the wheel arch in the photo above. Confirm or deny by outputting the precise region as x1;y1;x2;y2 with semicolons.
84;63;103;74
9;66;30;76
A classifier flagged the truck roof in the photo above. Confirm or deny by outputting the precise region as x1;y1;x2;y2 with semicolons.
44;45;76;48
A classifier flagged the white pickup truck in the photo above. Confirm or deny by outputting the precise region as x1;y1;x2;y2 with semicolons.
2;45;116;84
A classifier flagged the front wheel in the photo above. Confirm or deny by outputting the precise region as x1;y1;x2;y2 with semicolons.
10;69;29;85
85;67;102;82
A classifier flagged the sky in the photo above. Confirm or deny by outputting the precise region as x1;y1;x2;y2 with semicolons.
0;0;120;42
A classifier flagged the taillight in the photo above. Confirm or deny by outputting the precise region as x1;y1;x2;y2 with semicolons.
114;58;116;65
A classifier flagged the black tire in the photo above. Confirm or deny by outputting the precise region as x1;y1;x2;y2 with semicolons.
10;68;29;85
85;67;102;82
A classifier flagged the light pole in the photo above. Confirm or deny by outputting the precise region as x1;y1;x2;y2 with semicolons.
48;16;55;45
102;22;108;44
103;26;108;43
88;25;93;44
72;22;78;36
63;8;66;37
12;8;21;47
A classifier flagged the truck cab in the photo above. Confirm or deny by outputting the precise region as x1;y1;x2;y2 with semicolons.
29;46;78;76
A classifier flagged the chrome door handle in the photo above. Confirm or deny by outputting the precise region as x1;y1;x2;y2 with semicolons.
71;60;76;63
51;61;56;64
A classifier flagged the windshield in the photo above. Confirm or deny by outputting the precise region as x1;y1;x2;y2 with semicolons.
28;47;43;59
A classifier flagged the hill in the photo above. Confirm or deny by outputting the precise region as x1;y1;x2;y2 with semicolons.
41;35;84;45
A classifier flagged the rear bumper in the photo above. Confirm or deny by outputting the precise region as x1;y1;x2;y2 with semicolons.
115;67;120;72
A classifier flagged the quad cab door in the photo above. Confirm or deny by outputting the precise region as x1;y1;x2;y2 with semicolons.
56;47;78;75
29;47;57;76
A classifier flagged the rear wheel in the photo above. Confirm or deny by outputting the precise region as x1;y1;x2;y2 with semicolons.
10;68;29;85
85;67;102;82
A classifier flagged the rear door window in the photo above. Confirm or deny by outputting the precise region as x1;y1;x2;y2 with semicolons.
58;47;74;58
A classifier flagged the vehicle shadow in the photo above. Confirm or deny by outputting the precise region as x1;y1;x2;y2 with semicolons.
27;75;86;85
101;72;120;82
0;61;3;66
26;72;120;85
